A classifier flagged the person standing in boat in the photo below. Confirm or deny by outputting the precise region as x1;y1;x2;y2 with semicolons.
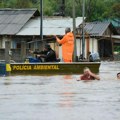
77;67;100;80
29;44;57;62
55;27;74;62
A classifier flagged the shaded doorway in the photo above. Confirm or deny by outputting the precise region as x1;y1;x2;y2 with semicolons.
98;39;113;58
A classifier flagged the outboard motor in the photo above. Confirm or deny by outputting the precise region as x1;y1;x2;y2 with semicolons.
89;52;100;62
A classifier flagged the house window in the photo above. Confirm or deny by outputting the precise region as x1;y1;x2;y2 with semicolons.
16;43;21;48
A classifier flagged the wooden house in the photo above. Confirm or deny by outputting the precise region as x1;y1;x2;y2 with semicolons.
76;22;118;59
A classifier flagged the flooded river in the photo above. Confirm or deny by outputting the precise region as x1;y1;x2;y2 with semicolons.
0;62;120;120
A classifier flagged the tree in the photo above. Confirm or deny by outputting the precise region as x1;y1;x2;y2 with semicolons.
6;0;18;8
111;3;120;18
0;0;119;21
15;0;33;8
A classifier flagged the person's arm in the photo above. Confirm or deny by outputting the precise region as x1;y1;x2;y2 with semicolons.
38;50;53;59
29;50;34;54
29;50;46;54
88;71;100;80
55;35;67;44
76;75;83;81
39;54;47;58
37;51;48;58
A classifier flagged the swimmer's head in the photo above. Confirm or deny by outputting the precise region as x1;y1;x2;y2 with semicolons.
83;67;90;75
117;72;120;79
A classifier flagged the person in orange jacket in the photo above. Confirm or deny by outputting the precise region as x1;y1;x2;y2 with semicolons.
55;27;74;62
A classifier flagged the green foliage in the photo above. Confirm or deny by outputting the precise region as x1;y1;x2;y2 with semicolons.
111;3;120;18
114;46;120;52
0;0;120;21
43;0;58;16
16;0;33;8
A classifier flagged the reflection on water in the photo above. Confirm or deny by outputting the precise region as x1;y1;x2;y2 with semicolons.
0;62;120;120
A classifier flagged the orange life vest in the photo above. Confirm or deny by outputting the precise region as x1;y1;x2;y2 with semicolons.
56;32;74;62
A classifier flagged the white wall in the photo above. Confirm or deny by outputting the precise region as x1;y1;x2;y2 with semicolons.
1;37;12;48
0;37;2;48
76;38;82;57
76;38;98;59
76;38;87;58
58;46;63;62
2;37;6;48
89;38;98;53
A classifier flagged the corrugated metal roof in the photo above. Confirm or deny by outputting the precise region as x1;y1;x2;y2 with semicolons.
84;22;111;36
17;17;83;36
0;9;39;35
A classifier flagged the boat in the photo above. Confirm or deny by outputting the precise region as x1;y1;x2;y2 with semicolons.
4;0;100;76
10;62;100;75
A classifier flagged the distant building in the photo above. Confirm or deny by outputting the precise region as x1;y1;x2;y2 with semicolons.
0;8;40;61
0;8;83;61
77;22;118;59
0;9;119;62
0;8;40;48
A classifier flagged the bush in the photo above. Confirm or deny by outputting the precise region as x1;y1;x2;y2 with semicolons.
114;46;120;53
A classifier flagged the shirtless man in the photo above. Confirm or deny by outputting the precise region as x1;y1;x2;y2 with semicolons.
78;67;100;80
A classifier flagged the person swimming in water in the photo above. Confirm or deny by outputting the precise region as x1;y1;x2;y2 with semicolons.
77;67;100;81
117;72;120;79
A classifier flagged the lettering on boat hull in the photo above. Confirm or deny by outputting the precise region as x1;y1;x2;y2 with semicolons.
12;65;59;71
10;63;100;75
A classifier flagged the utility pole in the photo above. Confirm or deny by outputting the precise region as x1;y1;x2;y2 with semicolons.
40;0;44;49
72;0;77;62
82;0;85;59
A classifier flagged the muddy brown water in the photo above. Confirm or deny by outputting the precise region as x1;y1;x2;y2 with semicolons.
0;61;120;120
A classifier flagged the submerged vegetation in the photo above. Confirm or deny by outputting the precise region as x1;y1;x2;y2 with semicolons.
0;0;120;21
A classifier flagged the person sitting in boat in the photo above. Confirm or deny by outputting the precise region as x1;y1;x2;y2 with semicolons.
79;54;86;62
117;72;120;79
29;44;57;62
88;52;100;62
77;67;100;80
55;27;74;62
